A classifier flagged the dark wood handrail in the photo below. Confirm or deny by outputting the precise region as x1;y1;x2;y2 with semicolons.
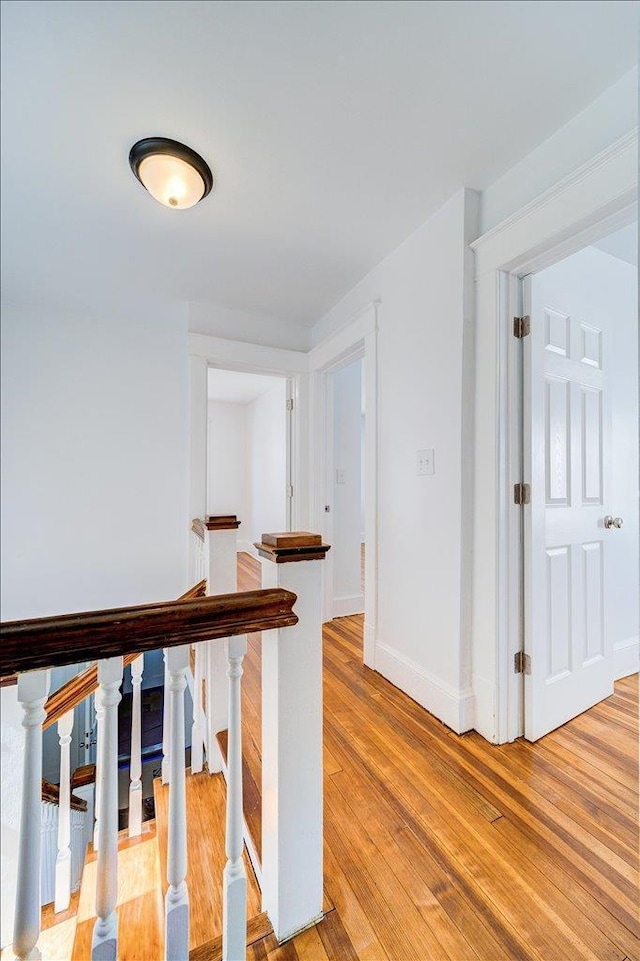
42;779;88;813
40;579;208;727
0;588;298;676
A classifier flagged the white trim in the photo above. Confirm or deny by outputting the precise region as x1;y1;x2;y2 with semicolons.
189;332;308;374
188;333;309;566
332;594;365;618
613;636;639;681
472;131;638;269
309;302;379;669
375;640;475;735
472;130;638;744
237;539;256;557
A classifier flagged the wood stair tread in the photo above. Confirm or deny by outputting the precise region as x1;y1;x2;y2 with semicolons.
71;827;163;961
153;768;267;952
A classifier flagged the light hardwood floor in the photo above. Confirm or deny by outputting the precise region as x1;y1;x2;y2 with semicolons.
238;552;639;961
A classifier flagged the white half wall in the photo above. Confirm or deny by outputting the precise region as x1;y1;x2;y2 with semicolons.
332;360;364;617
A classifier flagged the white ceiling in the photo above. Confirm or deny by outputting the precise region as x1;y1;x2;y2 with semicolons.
592;223;638;266
208;367;284;404
1;1;638;326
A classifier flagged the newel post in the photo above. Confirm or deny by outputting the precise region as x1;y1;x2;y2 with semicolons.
255;532;330;943
205;515;240;773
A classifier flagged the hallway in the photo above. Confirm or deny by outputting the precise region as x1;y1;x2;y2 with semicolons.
239;553;639;960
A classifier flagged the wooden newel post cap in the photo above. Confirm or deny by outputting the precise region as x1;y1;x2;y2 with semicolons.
254;532;331;563
205;515;241;531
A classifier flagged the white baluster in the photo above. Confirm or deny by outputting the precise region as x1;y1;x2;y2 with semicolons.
54;709;74;912
92;657;122;961
164;645;190;961
190;643;205;774
222;635;247;961
161;655;171;784
13;669;50;961
128;654;144;838
93;686;104;852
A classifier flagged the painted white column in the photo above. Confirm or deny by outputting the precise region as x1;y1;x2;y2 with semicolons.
205;518;239;774
92;656;123;961
222;635;248;961
164;645;190;961
54;709;74;913
257;533;328;943
128;654;144;838
190;643;205;774
161;655;171;785
93;686;104;852
13;669;51;961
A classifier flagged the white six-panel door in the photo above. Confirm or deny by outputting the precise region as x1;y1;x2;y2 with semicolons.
523;271;614;741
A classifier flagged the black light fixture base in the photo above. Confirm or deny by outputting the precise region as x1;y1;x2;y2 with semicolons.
129;137;214;199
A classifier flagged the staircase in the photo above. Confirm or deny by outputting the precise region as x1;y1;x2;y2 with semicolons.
1;520;327;960
23;765;270;961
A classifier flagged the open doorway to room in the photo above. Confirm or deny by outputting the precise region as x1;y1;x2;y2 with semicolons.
520;222;638;741
326;357;366;620
207;368;292;552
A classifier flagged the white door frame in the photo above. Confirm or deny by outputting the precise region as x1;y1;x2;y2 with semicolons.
188;332;309;544
309;303;379;668
470;130;637;744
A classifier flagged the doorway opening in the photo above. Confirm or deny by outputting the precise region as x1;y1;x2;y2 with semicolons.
326;357;366;620
207;368;292;552
519;222;638;740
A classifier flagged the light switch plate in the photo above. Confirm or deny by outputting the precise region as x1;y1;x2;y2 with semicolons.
417;449;435;476
336;468;346;484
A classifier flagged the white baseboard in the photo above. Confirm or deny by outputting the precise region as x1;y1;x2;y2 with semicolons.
613;635;639;681
332;593;364;618
374;639;475;734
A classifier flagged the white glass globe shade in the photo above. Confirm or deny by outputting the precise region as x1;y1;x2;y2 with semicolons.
138;153;205;209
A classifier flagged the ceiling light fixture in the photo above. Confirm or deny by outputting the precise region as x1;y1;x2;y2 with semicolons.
129;137;214;209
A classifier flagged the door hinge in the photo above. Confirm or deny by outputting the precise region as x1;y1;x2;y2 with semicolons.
286;398;294;411
513;482;531;505
513;315;530;338
287;484;294;498
514;651;531;675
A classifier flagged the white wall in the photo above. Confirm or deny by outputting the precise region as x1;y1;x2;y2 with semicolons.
1;302;190;619
312;189;479;732
0;300;189;946
207;400;247;522
245;381;287;546
532;246;639;674
332;360;364;616
207;383;287;550
480;67;637;233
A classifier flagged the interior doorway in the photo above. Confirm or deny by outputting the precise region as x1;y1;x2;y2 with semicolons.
521;223;638;740
325;357;365;619
207;368;292;551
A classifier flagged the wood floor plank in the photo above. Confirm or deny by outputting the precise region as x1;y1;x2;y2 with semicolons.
220;555;639;960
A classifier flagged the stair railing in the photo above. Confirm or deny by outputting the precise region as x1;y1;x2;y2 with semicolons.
1;585;297;961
